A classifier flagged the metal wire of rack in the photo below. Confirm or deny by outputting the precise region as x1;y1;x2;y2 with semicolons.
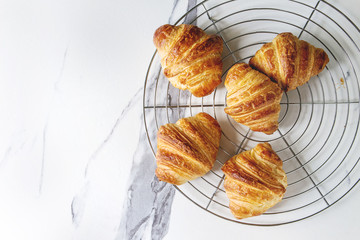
143;0;360;226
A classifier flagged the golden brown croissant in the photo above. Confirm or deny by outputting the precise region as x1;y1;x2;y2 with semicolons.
224;63;283;135
153;24;223;97
249;32;329;92
155;112;221;185
222;142;287;219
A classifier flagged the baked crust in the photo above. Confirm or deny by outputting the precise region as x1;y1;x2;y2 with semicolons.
222;143;287;219
155;112;221;185
249;32;329;92
153;24;223;97
224;63;283;134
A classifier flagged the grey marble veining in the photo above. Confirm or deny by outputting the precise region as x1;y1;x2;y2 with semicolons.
117;1;198;239
70;87;144;232
83;87;143;177
116;55;181;240
38;44;70;195
116;126;175;240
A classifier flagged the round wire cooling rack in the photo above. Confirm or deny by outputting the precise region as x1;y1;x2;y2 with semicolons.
143;0;360;226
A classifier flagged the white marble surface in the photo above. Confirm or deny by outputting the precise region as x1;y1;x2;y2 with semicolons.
1;0;360;239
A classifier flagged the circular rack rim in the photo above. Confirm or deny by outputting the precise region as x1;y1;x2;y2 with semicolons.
143;0;360;226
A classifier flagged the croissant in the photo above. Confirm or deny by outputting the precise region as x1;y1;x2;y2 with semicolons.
224;63;283;135
221;143;287;219
155;112;221;185
153;24;223;97
249;32;329;92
